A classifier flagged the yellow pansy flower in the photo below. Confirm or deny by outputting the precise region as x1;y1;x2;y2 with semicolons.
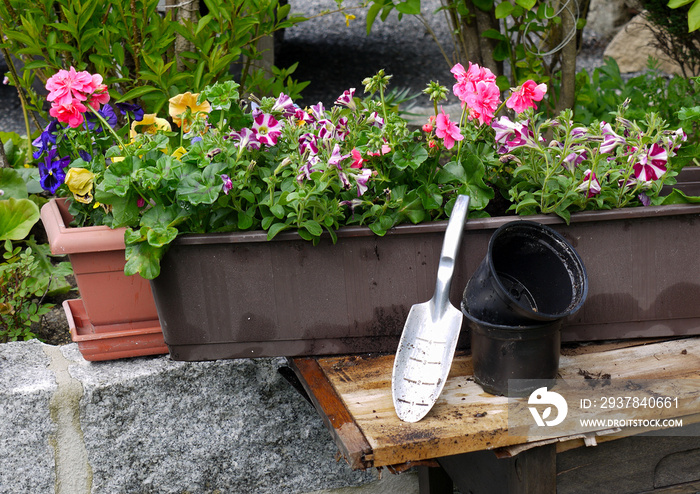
64;168;95;204
172;146;187;159
130;114;172;139
169;92;212;132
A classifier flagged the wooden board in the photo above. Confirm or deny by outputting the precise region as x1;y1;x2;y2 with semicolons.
294;337;700;469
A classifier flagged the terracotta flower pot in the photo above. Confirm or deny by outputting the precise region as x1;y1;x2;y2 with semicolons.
40;198;167;360
149;168;700;361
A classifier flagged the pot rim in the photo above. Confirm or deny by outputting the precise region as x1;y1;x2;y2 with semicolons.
173;203;700;246
482;220;588;321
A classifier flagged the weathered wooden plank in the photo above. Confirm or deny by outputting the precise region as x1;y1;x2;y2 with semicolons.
316;352;522;466
288;357;373;470
438;444;557;494
313;338;700;468
557;422;700;494
558;337;700;380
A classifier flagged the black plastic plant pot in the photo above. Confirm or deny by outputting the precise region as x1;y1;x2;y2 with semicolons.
463;220;588;326
461;302;563;397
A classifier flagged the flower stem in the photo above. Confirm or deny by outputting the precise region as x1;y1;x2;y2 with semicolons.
87;106;127;154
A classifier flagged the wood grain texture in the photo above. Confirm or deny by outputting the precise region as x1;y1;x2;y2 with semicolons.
308;338;700;468
289;357;373;469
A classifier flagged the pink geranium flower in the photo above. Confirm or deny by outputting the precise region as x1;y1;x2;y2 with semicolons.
506;80;547;114
465;80;501;126
435;108;464;150
451;62;496;105
350;149;364;169
49;101;88;128
368;144;391;156
46;67;94;106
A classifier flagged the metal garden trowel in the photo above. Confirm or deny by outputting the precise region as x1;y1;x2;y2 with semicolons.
391;194;470;422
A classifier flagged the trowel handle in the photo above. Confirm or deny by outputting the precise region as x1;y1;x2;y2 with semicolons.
433;195;470;311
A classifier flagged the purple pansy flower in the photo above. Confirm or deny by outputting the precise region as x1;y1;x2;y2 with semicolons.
85;103;118;132
39;148;70;194
32;120;61;159
116;102;144;121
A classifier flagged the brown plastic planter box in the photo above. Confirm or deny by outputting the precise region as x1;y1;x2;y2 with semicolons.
40;198;166;360
151;168;700;361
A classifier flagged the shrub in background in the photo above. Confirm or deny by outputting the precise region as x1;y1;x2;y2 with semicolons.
0;0;311;139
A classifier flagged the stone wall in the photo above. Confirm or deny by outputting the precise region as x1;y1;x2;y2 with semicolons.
0;341;417;494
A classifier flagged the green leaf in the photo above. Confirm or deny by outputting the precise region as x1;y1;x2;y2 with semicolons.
493;40;510;61
515;0;536;10
141;204;177;228
668;0;694;8
494;1;514;18
270;203;285;218
689;0;700;32
480;28;506;40
177;171;220;205
659;188;700;204
124;227;144;245
124;241;165;279
0;198;40;241
514;197;539;213
395;0;421;15
472;0;494;10
366;2;384;34
266;221;290;240
146;225;178;248
237;210;254;230
678;106;700;121
0;168;28;199
116;85;158;103
301;219;323;237
109;195;140;227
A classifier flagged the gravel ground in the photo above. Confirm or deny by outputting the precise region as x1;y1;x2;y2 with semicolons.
0;0;606;136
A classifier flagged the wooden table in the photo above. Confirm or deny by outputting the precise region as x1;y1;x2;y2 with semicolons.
289;337;700;494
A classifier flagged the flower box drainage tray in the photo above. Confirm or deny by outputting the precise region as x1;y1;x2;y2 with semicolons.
63;299;168;361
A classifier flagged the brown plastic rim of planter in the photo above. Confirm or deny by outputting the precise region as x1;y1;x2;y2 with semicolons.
462;220;588;326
